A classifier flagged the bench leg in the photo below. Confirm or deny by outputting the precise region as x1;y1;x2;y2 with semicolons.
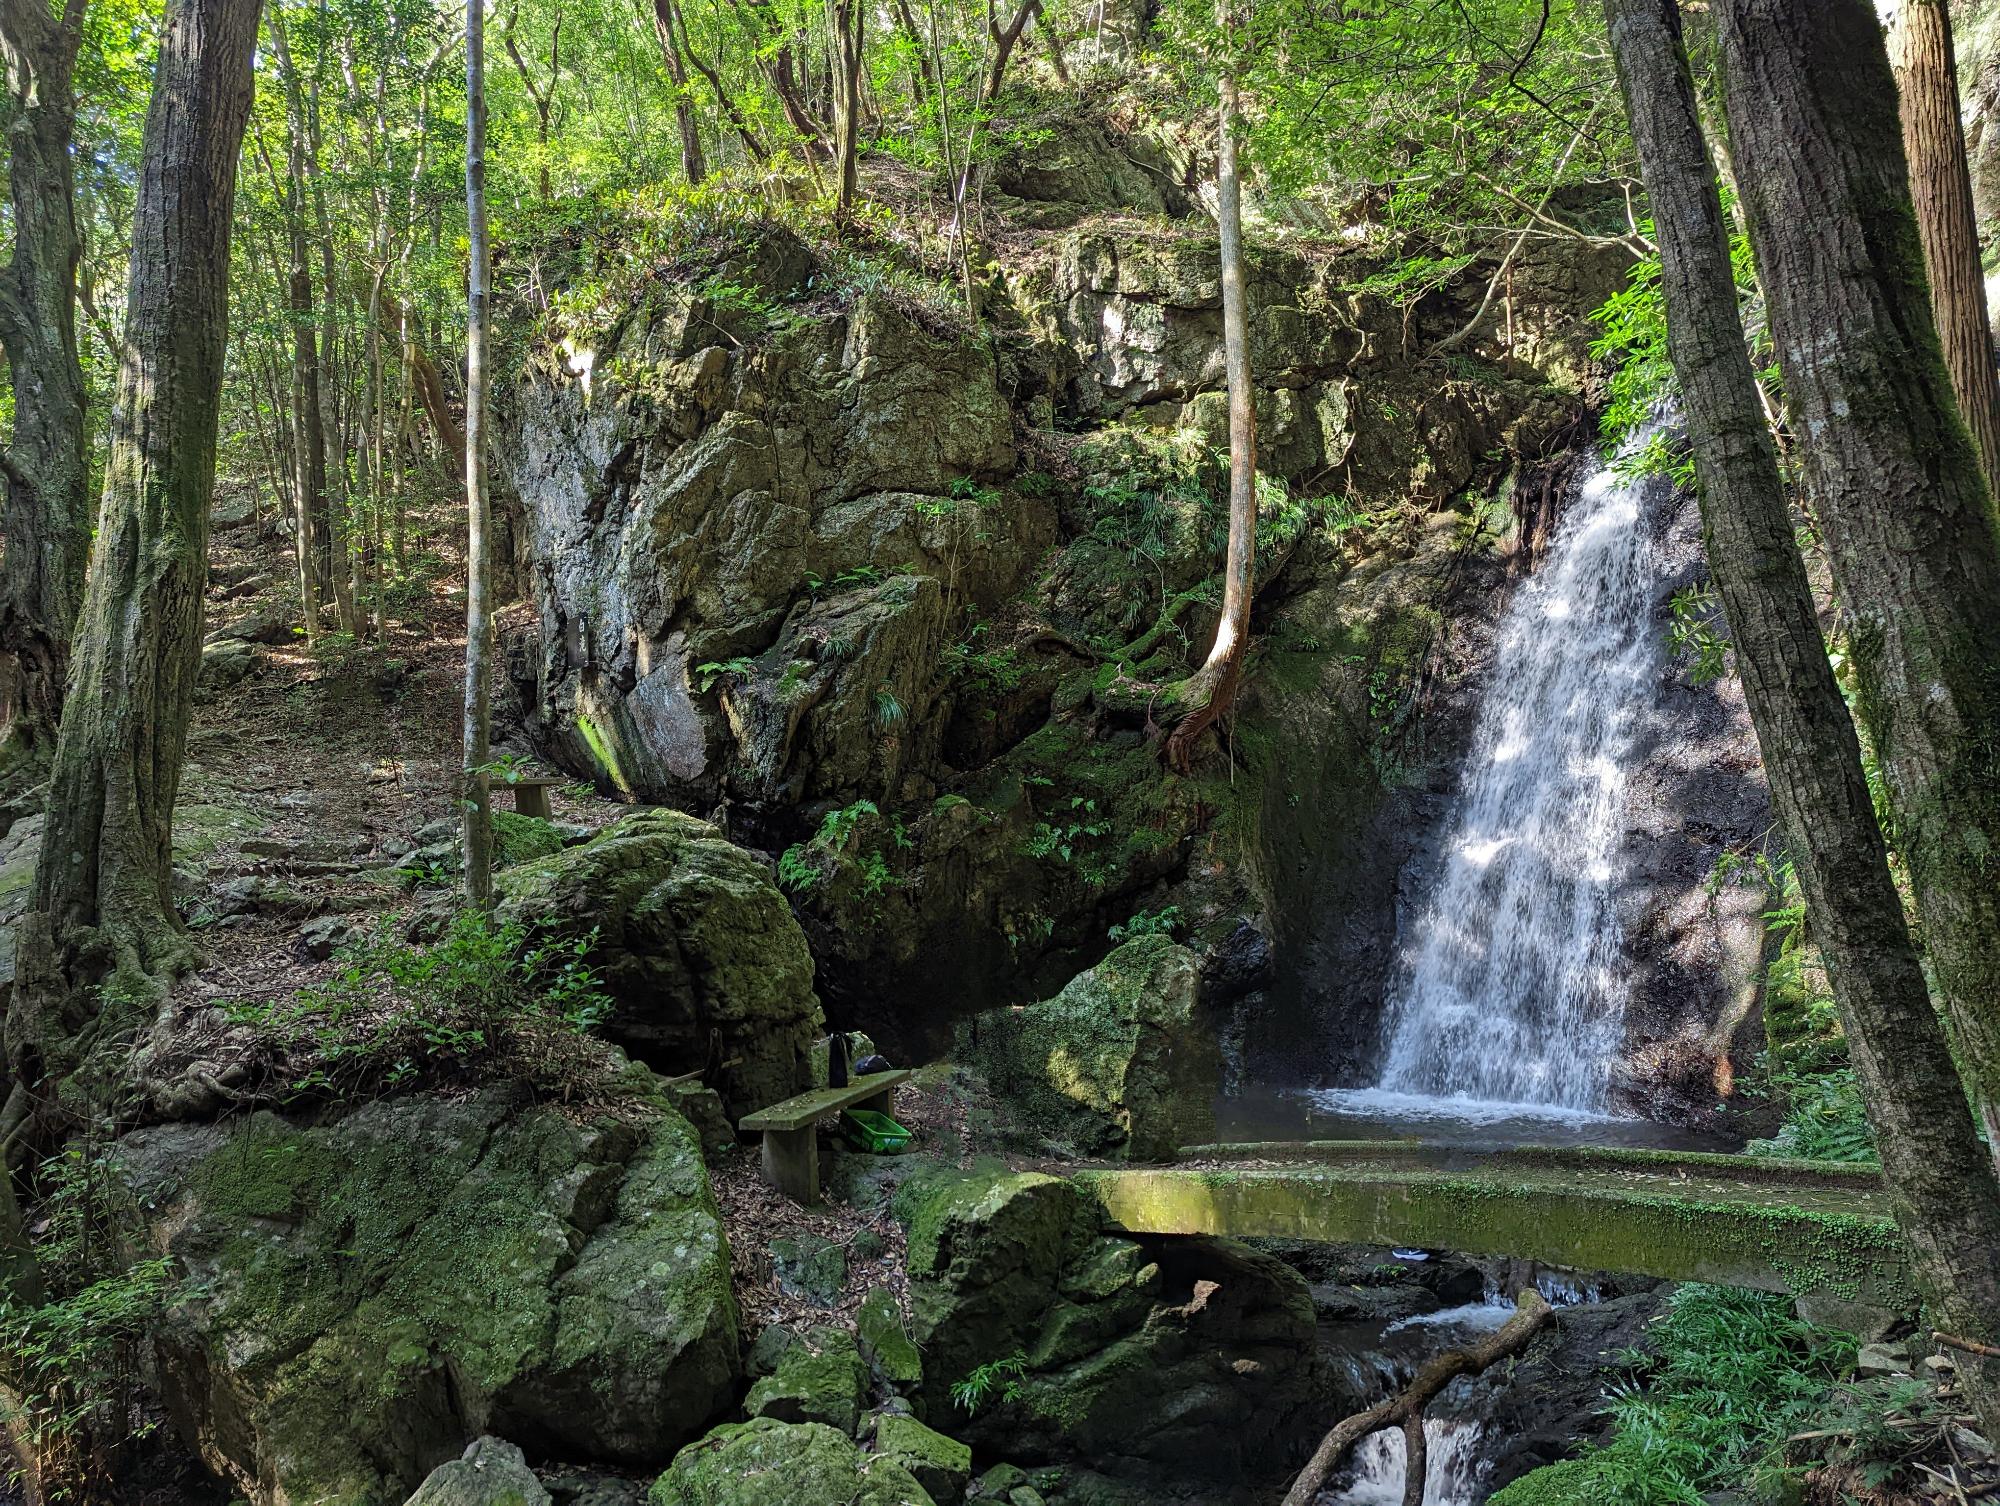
762;1126;819;1204
855;1086;895;1117
515;784;553;820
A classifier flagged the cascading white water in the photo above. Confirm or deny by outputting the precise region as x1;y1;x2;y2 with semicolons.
1327;1420;1489;1506
1364;440;1663;1114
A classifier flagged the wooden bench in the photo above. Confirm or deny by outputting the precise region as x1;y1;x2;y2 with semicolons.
498;776;566;820
739;1069;911;1203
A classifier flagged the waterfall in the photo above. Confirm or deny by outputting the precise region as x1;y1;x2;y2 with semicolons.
1325;1420;1489;1506
1362;439;1664;1115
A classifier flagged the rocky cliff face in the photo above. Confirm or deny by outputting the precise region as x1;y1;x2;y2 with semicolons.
495;124;1766;1113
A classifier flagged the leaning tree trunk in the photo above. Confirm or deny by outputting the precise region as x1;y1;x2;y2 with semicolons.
462;0;494;909
1890;0;2000;500
1614;0;2000;1436
1716;0;2000;1174
1164;34;1255;771
19;0;263;1077
0;0;90;772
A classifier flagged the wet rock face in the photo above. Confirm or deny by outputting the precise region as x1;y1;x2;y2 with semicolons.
899;1171;1325;1499
495;807;823;1112
960;936;1220;1160
114;1087;740;1506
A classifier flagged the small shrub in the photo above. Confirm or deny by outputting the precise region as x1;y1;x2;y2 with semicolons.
216;910;616;1100
0;1146;179;1501
1109;905;1181;943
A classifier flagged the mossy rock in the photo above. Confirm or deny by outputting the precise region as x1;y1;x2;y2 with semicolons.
959;936;1218;1160
405;1438;550;1506
492;811;565;867
771;1232;847;1308
857;1288;924;1393
648;1418;936;1506
873;1413;972;1504
743;1327;869;1435
899;1170;1097;1394
114;1084;740;1505
496;807;823;1112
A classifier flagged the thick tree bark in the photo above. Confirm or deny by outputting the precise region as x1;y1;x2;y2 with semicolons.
0;0;90;766
21;0;262;1050
1890;0;2000;499
1715;0;2000;1176
1164;41;1255;771
830;0;864;219
463;0;494;908
1612;0;2000;1437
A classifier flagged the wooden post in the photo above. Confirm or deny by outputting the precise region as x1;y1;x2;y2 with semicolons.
762;1125;819;1203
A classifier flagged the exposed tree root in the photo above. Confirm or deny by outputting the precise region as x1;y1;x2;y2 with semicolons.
1280;1289;1552;1506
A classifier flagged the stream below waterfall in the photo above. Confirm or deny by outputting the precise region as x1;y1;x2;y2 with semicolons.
1314;1270;1616;1506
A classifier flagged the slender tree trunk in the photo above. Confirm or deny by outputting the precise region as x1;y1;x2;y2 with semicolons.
677;0;767;163
272;10;327;643
652;0;706;182
1609;0;2000;1437
463;0;494;909
0;0;89;772
1889;0;2000;500
17;0;262;1074
1716;0;2000;1176
1164;33;1255;771
831;0;863;219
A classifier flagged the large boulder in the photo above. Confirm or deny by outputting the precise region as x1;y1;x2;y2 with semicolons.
960;937;1219;1160
115;1084;740;1505
899;1170;1324;1499
648;1418;936;1506
495;807;822;1111
500;229;1050;811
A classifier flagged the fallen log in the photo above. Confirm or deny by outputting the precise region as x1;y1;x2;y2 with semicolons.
1281;1288;1554;1506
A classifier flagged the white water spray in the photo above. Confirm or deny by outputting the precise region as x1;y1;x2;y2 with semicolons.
1364;441;1664;1114
1327;1420;1489;1506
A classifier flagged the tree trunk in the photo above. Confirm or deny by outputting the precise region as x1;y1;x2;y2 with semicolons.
652;0;706;183
1163;37;1255;772
1889;0;2000;499
21;0;262;1057
676;0;767;163
463;0;494;909
0;0;89;771
1612;0;2000;1437
272;9;327;643
1716;0;2000;1178
831;0;863;219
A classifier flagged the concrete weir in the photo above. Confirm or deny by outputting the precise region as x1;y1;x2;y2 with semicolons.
1072;1142;1913;1314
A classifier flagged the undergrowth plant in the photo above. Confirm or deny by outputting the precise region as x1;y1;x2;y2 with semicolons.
1489;1285;1857;1506
0;1146;180;1502
950;1351;1028;1417
215;910;616;1101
